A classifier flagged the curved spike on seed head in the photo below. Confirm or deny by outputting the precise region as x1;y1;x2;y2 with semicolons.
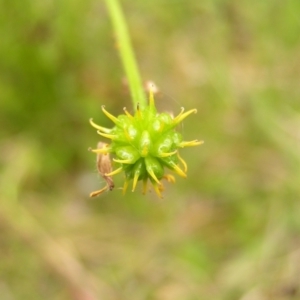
173;108;197;125
170;163;187;178
123;107;134;119
101;105;120;125
177;152;188;172
97;131;117;140
89;118;112;133
123;180;129;195
132;171;140;192
173;107;184;120
158;150;177;158
179;140;204;148
105;167;123;177
147;168;161;185
113;158;134;164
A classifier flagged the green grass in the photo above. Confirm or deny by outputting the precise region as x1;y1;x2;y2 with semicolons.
1;0;300;299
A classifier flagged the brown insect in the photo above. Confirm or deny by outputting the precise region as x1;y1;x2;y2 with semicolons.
90;142;114;197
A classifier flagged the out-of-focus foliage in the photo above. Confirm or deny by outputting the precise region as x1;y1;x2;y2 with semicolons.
1;0;300;299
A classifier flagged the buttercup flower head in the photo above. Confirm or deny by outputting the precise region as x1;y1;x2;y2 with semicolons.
89;88;203;198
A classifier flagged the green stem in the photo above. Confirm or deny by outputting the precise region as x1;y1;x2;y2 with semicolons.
104;0;147;110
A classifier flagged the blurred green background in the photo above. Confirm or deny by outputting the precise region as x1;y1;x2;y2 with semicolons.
1;0;300;299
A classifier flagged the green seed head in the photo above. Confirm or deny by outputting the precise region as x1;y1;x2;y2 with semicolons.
90;89;203;198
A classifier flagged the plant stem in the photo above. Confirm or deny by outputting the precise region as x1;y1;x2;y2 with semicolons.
104;0;147;110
